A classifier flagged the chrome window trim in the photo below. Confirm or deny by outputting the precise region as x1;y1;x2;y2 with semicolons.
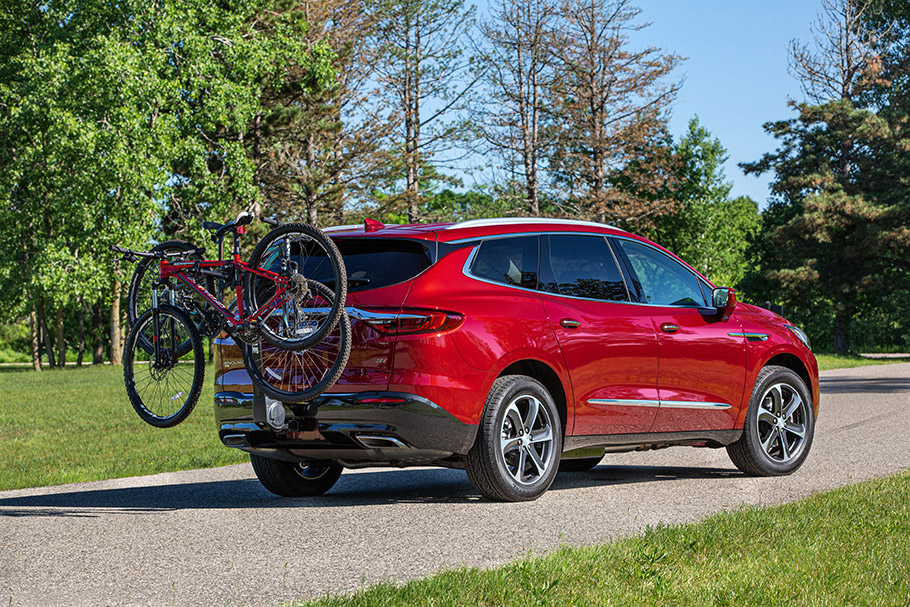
455;231;723;312
587;398;732;410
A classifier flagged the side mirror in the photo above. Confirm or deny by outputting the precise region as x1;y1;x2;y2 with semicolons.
712;287;737;316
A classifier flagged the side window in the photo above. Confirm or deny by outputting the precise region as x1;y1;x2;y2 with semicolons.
470;236;538;289
541;235;628;301
617;239;707;307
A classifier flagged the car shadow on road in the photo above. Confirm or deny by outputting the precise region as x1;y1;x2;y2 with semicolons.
820;376;910;394
0;464;739;517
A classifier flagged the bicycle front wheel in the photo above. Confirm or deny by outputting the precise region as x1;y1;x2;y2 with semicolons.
127;240;212;355
244;223;346;351
123;304;205;428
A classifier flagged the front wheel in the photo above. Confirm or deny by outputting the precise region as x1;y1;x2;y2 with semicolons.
727;365;815;476
466;375;563;502
250;454;343;497
123;304;204;428
245;223;346;351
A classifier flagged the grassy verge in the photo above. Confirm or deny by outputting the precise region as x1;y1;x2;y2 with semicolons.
815;353;910;371
0;364;245;491
296;471;910;607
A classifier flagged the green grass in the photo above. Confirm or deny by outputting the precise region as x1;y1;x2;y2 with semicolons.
0;364;244;491
295;471;910;607
815;353;910;371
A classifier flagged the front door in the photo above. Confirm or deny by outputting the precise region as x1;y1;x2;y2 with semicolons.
614;238;747;432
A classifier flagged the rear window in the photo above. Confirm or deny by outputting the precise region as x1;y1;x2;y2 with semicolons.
305;238;433;292
469;236;539;289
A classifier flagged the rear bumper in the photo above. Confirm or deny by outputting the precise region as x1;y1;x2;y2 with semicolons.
215;390;477;466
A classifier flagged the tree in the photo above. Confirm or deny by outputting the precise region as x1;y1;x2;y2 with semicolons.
373;0;478;222
544;0;682;226
650;117;760;288
744;0;910;353
475;0;557;215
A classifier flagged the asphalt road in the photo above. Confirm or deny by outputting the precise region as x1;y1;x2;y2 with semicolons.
2;363;909;607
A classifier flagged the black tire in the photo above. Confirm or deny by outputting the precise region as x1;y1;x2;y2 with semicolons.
559;455;603;472
245;223;347;351
250;453;342;497
727;365;815;476
466;375;563;502
123;304;204;428
127;240;212;354
241;285;351;403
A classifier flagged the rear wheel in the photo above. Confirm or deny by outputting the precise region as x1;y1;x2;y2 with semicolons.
241;283;351;403
727;365;815;476
466;375;562;501
123;304;204;428
250;454;342;497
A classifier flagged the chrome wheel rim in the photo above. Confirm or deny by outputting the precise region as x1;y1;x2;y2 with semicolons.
755;382;809;463
499;394;555;485
295;463;333;481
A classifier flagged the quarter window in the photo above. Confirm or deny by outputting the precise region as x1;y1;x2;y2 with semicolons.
541;235;628;301
617;239;707;307
470;236;539;289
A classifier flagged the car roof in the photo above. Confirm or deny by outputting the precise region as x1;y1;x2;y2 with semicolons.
325;217;632;243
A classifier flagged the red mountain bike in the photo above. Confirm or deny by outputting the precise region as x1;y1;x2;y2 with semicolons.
112;213;351;427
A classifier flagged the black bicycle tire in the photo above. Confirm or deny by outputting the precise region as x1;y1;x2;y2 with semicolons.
127;240;212;355
244;223;347;351
241;309;351;403
123;304;205;428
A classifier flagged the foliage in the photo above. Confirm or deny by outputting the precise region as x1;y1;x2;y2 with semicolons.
544;0;682;227
648;117;760;288
373;0;478;222
742;0;910;354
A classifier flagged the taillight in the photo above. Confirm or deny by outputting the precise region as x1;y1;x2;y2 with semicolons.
362;308;464;335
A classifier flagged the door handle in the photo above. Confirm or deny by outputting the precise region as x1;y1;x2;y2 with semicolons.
660;323;680;333
560;318;582;329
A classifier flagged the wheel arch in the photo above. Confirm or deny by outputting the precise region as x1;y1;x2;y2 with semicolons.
497;359;569;435
736;352;817;429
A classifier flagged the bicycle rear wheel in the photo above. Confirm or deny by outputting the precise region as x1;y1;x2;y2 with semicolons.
242;284;351;403
124;304;204;428
244;223;346;351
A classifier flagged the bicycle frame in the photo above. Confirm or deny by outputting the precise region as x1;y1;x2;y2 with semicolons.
157;254;290;328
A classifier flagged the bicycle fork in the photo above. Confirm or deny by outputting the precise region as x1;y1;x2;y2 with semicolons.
151;281;178;367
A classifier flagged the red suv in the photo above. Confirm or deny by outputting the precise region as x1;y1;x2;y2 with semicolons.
214;218;819;501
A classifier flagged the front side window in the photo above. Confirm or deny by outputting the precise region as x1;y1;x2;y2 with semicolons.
617;239;707;307
469;236;539;289
541;235;628;301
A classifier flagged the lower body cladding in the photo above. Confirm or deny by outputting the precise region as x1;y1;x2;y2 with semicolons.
216;390;478;469
216;391;746;470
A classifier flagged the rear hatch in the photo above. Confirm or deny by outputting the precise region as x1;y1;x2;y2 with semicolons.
215;233;441;396
320;236;436;392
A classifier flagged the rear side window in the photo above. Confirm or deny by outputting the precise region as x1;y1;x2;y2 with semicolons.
541;235;628;301
469;236;539;289
305;238;432;292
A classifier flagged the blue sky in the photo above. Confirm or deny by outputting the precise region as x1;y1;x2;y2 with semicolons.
631;1;822;206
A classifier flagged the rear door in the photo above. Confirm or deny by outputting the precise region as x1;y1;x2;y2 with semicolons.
613;238;746;432
540;234;660;435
